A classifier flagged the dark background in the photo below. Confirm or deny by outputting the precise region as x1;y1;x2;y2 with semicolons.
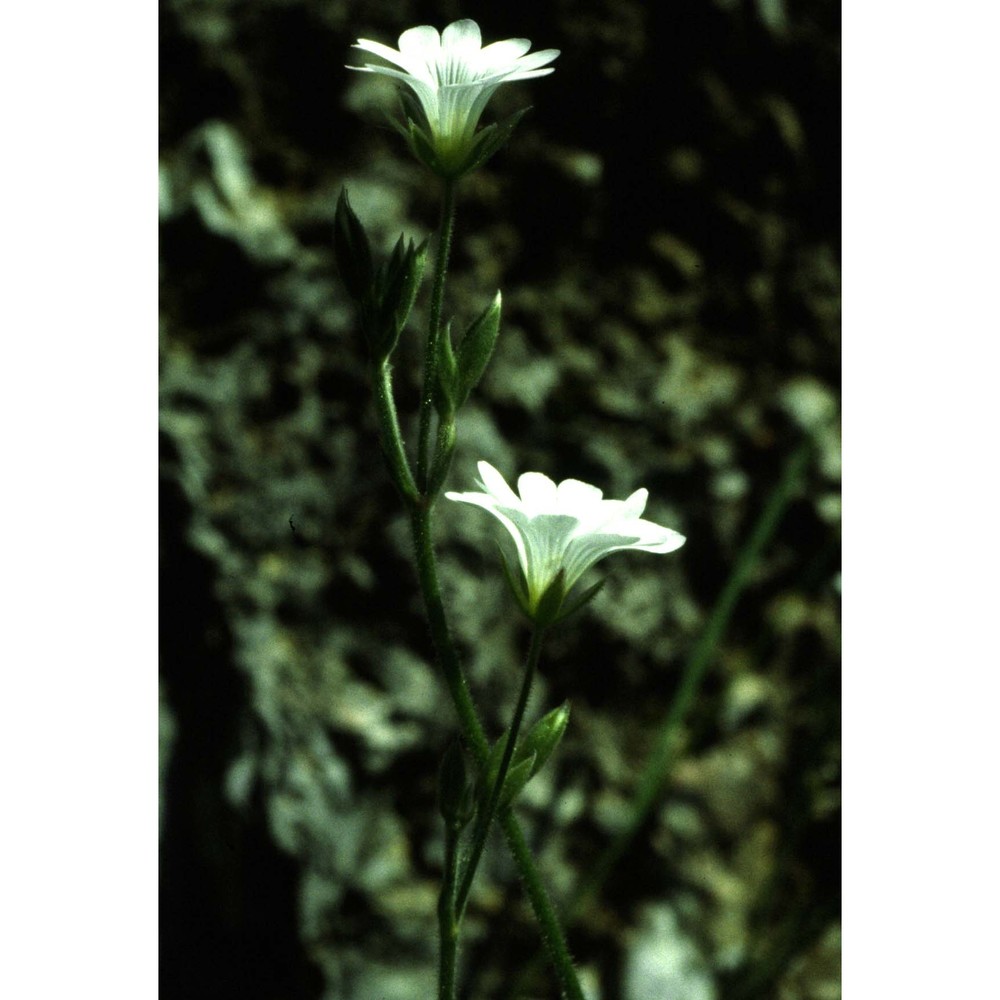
160;0;840;997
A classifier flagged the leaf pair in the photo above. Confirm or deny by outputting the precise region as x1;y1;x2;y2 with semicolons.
480;701;571;809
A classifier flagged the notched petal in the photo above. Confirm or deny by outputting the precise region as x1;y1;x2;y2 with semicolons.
398;25;441;55
441;19;482;52
556;478;605;511
517;471;559;513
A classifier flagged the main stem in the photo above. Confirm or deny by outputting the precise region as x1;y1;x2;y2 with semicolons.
416;179;456;492
405;179;582;1000
456;626;545;918
409;503;584;1000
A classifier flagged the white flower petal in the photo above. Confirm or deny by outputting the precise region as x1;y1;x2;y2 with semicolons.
507;49;561;75
477;38;533;69
621;488;648;519
398;25;441;57
556;478;605;512
438;81;498;138
561;532;640;587
445;490;530;579
517;471;559;514
521;512;578;593
350;64;438;117
502;67;557;83
477;461;522;508
351;39;425;79
624;520;687;553
441;19;482;53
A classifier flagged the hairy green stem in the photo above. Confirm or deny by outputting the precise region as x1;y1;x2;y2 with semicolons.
409;503;488;755
499;807;579;998
416;180;457;492
408;502;584;1000
456;626;545;918
437;823;461;1000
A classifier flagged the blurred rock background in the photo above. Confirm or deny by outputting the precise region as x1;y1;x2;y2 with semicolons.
159;0;840;998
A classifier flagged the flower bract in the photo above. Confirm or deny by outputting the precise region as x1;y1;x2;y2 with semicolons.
446;462;686;620
349;19;559;177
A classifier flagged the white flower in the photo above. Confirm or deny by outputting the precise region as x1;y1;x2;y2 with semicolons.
446;462;686;620
350;19;559;176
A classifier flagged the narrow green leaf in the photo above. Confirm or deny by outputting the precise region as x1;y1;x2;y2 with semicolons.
532;569;567;626
398;89;428;131
333;188;374;301
433;321;459;417
499;752;537;808
516;702;571;779
554;578;606;624
393;236;428;335
476;735;507;803
407;120;441;174
495;543;532;618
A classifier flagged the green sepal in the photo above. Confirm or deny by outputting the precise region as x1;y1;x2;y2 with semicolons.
498;752;537;808
461;107;532;175
515;701;571;780
397;89;429;133
456;291;502;405
438;739;475;830
553;578;606;624
406;119;442;175
433;320;459;417
495;543;532;619
532;568;568;626
386;97;447;177
333;188;374;302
